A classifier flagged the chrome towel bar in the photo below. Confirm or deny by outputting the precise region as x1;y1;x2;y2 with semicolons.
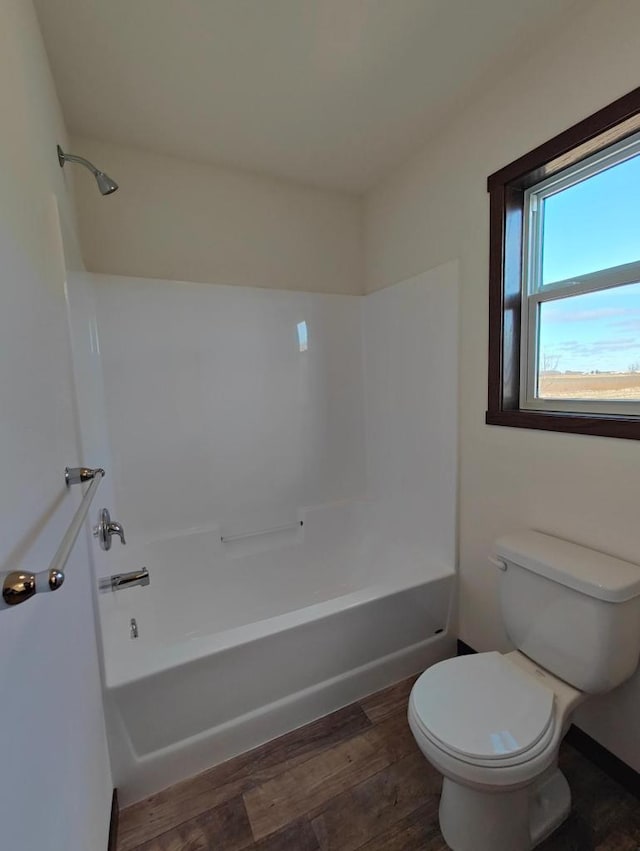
1;466;105;608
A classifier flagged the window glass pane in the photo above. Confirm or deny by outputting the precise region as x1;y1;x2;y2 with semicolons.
537;282;640;400
541;152;640;285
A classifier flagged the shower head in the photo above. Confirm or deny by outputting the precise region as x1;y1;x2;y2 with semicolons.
57;145;119;195
94;171;119;196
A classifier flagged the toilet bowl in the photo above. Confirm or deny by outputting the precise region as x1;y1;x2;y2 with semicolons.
407;530;640;851
408;650;584;851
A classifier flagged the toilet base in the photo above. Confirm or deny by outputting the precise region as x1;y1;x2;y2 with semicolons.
439;768;571;851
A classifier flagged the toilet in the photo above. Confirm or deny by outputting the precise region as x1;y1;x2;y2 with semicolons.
408;530;640;851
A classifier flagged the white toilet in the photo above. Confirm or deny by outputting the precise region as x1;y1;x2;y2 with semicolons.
408;530;640;851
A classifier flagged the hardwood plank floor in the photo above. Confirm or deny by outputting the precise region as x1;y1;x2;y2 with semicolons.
118;704;371;851
243;726;392;840
133;796;252;851
310;752;441;851
118;676;640;851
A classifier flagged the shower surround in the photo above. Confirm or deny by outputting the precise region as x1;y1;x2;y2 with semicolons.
66;260;459;803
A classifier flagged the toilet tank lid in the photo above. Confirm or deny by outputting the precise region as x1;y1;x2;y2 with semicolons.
495;530;640;603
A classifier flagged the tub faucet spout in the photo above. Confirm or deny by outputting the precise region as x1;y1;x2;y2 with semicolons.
99;567;150;592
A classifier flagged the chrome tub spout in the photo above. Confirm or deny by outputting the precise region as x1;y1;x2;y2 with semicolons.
99;568;150;592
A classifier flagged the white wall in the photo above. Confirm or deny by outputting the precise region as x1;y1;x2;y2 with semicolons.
363;262;458;570
91;275;366;544
70;136;363;295
0;1;112;849
364;0;640;770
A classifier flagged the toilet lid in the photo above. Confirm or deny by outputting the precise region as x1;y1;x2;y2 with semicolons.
411;652;555;762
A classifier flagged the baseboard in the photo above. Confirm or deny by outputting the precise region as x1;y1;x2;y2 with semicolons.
564;725;640;798
108;789;119;851
455;639;640;798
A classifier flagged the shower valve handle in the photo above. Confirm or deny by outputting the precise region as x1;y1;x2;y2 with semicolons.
94;508;126;550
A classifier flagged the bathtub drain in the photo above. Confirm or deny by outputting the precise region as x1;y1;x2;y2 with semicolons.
130;618;139;639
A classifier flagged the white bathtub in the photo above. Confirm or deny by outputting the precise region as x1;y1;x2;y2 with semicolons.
98;502;456;804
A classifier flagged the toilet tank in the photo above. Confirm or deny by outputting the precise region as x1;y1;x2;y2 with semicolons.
494;531;640;693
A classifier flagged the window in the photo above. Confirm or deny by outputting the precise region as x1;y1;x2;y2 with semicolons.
522;135;640;413
487;86;640;439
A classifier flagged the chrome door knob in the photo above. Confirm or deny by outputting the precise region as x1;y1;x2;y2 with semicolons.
94;508;126;551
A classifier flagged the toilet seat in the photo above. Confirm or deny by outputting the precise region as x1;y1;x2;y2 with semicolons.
409;652;557;770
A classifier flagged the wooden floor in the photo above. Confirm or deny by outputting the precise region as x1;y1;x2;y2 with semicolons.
118;676;640;851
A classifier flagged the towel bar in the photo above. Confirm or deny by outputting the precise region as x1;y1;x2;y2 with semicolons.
1;466;105;608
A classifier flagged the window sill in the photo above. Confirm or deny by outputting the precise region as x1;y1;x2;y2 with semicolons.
485;409;640;440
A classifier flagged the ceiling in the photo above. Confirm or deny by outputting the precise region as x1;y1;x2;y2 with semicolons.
35;0;580;192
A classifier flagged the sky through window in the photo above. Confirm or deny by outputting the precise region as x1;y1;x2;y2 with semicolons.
538;153;640;374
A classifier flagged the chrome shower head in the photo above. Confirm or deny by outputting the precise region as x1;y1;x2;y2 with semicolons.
94;171;119;196
57;145;119;195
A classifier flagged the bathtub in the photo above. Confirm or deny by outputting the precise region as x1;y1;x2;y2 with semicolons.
98;502;456;804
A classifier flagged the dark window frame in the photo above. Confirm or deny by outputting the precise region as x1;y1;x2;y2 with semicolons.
486;86;640;440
